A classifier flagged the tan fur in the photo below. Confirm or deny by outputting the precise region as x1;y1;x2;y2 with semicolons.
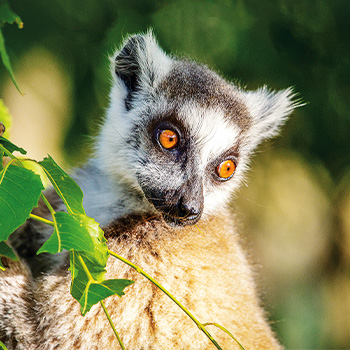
1;211;281;349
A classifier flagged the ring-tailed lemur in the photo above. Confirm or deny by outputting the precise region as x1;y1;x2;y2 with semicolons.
0;32;296;349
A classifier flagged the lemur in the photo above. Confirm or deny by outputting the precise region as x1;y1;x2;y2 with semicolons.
0;32;296;349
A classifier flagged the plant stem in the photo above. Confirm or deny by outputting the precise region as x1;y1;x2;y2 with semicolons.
203;323;245;350
77;253;94;281
0;144;16;159
108;249;223;350
195;224;204;235
0;340;9;350
100;300;126;350
29;213;54;227
40;193;61;251
77;253;126;350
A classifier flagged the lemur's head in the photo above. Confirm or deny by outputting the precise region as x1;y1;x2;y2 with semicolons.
97;32;296;227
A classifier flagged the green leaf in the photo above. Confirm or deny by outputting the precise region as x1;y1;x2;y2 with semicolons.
0;136;27;155
0;162;44;241
69;225;111;313
37;212;95;255
70;251;133;316
0;2;23;27
79;279;134;316
0;99;12;139
0;241;17;260
39;156;85;215
0;241;18;271
0;150;3;172
0;2;23;94
0;28;22;95
69;225;109;303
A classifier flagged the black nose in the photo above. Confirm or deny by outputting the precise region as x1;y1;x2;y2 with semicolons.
177;197;201;220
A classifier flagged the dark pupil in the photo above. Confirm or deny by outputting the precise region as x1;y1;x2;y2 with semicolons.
169;137;173;142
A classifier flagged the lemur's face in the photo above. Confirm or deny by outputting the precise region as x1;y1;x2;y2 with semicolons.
130;63;251;227
97;33;295;227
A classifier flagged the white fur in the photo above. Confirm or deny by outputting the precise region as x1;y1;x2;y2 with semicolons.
243;87;297;148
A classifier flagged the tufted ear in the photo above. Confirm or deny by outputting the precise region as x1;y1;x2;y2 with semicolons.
113;31;172;110
243;87;298;148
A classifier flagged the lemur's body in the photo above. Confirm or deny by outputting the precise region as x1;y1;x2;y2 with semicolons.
0;33;295;349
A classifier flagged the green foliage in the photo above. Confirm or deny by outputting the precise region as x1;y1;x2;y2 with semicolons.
0;1;23;93
0;140;134;345
37;212;95;254
0;136;26;155
39;156;85;215
70;250;133;315
0;241;18;270
0;161;44;241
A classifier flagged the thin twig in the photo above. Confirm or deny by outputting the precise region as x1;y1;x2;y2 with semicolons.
77;253;126;350
0;340;9;350
29;213;54;227
40;193;60;250
203;323;245;350
100;301;126;350
108;249;223;350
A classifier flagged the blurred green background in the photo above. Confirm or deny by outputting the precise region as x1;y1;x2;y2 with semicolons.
1;0;350;349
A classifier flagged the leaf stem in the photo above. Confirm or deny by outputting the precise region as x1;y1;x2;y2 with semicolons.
29;213;54;227
203;323;245;350
77;253;126;349
108;249;223;350
40;193;61;251
0;144;16;159
77;253;94;282
100;300;126;350
0;339;9;350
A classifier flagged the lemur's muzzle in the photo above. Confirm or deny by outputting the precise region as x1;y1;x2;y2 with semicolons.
146;180;204;227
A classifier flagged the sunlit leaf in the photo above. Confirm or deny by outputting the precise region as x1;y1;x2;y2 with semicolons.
39;156;85;215
69;251;103;312
0;162;43;241
37;212;95;255
69;234;109;303
0;136;27;155
70;250;133;316
79;279;134;316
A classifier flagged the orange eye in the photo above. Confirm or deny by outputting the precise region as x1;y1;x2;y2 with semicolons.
216;159;236;179
158;129;178;149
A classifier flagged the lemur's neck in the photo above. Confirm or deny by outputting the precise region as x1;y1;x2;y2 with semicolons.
73;161;155;227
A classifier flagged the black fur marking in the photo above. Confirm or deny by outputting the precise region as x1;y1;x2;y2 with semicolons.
115;35;146;111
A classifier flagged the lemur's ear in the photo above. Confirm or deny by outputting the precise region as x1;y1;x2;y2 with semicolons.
244;87;298;148
114;32;172;110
